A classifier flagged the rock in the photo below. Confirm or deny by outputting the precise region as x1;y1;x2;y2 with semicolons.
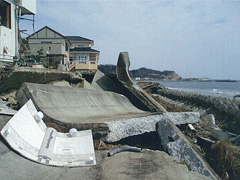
157;119;218;180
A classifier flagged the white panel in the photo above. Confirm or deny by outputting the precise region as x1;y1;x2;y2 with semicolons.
1;99;96;167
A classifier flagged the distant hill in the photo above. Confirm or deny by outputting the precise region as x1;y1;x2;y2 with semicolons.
98;64;182;80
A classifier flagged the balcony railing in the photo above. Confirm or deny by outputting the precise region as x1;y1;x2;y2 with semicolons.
70;57;96;62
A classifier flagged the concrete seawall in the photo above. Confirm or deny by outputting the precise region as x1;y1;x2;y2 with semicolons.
16;82;150;133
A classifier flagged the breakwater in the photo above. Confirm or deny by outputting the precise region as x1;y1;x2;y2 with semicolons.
141;82;240;134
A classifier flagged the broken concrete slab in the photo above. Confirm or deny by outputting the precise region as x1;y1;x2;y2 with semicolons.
83;79;96;90
91;70;119;92
162;112;200;125
104;115;161;142
157;119;219;180
116;52;167;113
16;83;150;132
105;112;202;143
210;126;236;142
198;114;237;142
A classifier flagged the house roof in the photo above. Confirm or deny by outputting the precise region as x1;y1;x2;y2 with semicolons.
69;47;99;53
27;26;71;45
66;36;93;43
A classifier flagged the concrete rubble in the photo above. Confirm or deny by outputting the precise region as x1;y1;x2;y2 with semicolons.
157;119;218;180
197;114;238;144
0;52;224;179
105;112;201;142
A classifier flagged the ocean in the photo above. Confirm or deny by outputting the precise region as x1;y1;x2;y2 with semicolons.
152;80;240;99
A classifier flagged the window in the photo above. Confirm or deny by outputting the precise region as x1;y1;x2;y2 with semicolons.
0;1;11;29
78;55;87;64
90;62;95;64
49;47;51;51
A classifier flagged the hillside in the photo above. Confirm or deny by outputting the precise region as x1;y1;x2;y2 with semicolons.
98;64;182;80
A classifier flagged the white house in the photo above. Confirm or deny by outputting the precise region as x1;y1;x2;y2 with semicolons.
0;0;36;63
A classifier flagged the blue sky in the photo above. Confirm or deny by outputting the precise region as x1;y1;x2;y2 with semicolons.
21;0;240;79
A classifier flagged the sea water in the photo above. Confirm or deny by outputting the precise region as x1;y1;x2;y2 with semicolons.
152;81;240;99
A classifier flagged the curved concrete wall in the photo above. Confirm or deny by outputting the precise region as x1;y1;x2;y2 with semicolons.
16;83;145;130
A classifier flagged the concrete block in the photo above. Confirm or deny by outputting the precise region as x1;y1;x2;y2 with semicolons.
157;120;217;180
162;112;201;125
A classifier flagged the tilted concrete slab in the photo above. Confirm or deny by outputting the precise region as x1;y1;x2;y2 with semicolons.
16;83;149;130
157;119;220;180
116;52;167;113
91;70;119;92
1;100;96;167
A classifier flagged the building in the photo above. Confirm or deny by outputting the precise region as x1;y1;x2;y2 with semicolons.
27;26;71;70
0;0;36;63
66;36;100;72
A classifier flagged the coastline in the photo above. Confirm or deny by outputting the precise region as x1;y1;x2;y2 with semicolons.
137;80;240;99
